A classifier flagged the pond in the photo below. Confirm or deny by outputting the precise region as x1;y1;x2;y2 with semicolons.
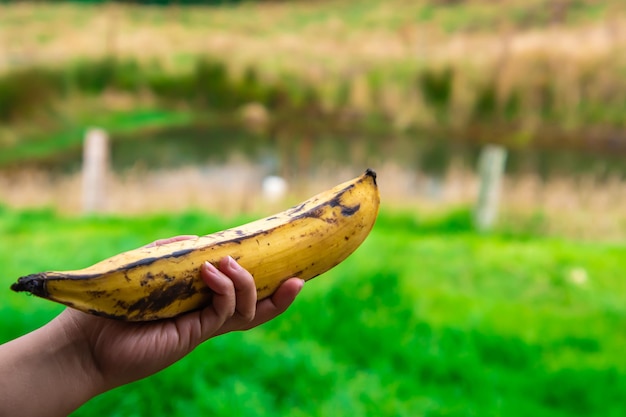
22;118;626;183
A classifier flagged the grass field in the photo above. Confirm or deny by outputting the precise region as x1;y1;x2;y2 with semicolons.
1;205;625;416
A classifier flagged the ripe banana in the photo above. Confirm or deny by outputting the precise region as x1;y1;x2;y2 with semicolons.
11;169;380;321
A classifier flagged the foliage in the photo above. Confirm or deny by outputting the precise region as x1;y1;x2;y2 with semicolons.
3;50;626;158
1;206;625;416
0;67;63;122
2;0;626;157
0;56;321;121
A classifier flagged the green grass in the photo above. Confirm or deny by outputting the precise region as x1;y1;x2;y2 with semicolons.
1;206;625;416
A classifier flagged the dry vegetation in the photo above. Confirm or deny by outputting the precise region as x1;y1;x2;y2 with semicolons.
3;1;626;135
1;0;626;239
1;162;625;241
1;1;625;70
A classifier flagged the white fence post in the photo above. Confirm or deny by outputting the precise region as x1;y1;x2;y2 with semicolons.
82;128;109;214
474;145;507;232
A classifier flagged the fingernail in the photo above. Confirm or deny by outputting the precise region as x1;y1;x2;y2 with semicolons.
296;279;305;294
226;256;241;271
203;261;218;274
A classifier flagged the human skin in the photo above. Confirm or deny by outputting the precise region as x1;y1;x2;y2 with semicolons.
0;236;303;417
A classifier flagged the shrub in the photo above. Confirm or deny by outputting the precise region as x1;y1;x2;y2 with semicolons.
0;67;62;122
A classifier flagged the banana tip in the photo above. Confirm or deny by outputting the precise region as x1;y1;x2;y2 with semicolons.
11;274;47;297
364;168;377;185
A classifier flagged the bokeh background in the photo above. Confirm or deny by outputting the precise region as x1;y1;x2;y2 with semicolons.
1;1;625;416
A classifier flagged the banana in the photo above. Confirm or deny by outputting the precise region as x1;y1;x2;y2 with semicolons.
11;169;380;321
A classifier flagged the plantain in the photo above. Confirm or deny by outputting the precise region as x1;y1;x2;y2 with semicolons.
11;169;380;321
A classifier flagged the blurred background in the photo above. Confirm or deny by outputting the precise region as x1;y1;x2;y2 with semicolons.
1;1;626;416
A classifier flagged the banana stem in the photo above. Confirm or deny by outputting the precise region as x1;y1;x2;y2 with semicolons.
11;274;47;297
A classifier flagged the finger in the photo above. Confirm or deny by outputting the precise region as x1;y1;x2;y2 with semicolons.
196;261;237;338
217;277;304;335
144;235;198;248
218;256;257;323
249;278;304;327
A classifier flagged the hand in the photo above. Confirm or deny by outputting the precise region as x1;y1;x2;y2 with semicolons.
57;237;303;391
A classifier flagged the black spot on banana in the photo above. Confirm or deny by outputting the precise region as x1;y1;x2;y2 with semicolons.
11;169;380;321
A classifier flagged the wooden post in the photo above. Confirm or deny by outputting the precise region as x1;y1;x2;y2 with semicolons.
82;128;109;214
474;145;507;232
